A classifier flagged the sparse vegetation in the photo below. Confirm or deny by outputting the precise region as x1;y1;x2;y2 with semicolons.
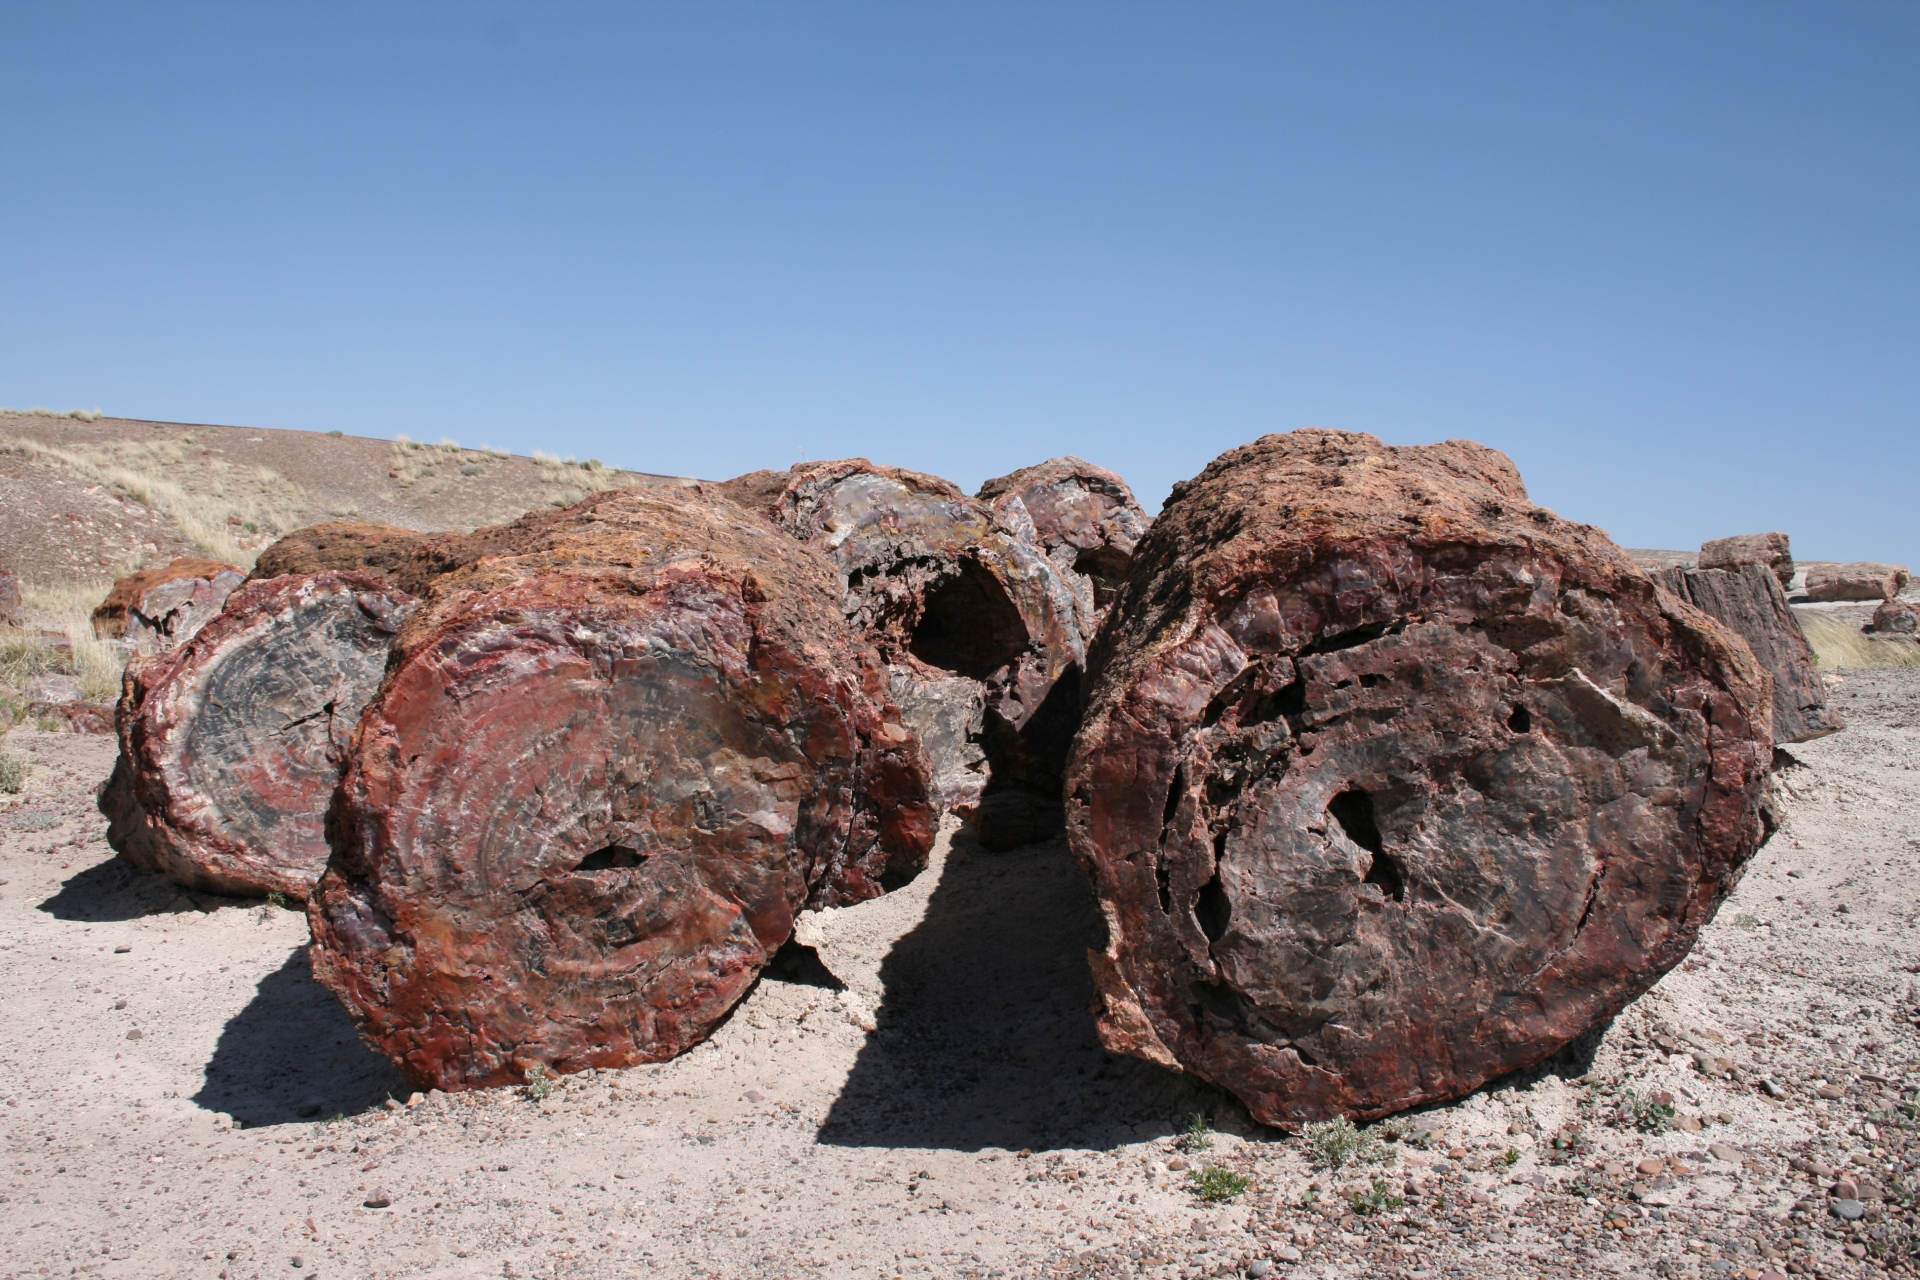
1499;1147;1521;1167
1179;1112;1214;1152
1800;611;1920;671
0;430;305;566
1303;1116;1393;1170
1733;913;1760;928
1188;1165;1249;1202
1610;1087;1675;1134
1349;1177;1405;1216
1;406;103;421
16;581;129;702
0;748;28;793
523;1063;554;1101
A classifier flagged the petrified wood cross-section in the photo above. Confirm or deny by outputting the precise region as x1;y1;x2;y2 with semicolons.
308;487;933;1091
102;570;415;899
1067;429;1775;1126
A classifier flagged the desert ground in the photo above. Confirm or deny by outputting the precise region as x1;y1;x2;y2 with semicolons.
0;667;1915;1280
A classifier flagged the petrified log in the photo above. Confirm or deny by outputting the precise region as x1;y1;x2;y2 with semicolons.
1698;532;1793;587
1802;561;1911;602
92;557;246;652
101;571;415;899
978;457;1150;615
1654;565;1842;744
720;460;1089;835
1871;599;1920;635
1068;429;1775;1127
309;487;934;1091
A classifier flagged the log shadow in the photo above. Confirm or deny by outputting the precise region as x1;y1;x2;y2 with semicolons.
192;948;410;1127
817;826;1228;1153
37;855;245;922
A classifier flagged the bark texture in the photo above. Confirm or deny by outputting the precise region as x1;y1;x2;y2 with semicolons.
92;558;247;652
978;457;1151;616
1654;565;1842;744
309;487;934;1092
719;461;1090;826
101;571;415;898
1068;429;1775;1127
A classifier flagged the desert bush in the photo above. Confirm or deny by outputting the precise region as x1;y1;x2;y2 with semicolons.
0;748;28;793
1188;1165;1249;1202
10;581;127;702
1302;1116;1393;1170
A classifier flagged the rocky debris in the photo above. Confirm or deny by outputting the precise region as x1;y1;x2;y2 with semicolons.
101;570;416;899
1653;564;1843;744
1870;599;1920;635
1801;561;1912;603
1698;532;1794;587
309;487;934;1092
977;456;1150;616
1067;429;1775;1128
0;566;21;627
27;701;114;734
91;557;246;652
718;460;1089;841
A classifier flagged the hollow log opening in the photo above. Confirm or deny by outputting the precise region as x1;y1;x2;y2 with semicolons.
909;557;1030;679
574;844;647;872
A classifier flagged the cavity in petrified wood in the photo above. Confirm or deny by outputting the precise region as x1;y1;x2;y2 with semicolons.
1067;429;1775;1127
308;487;933;1091
719;460;1089;829
101;571;415;899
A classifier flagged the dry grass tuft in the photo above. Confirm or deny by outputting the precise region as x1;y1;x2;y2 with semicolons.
8;580;128;702
0;431;305;567
1798;611;1920;671
1;406;104;421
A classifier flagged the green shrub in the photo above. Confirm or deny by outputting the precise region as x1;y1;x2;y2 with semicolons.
1303;1116;1392;1170
524;1063;553;1101
1188;1165;1249;1202
1349;1177;1405;1216
0;750;28;794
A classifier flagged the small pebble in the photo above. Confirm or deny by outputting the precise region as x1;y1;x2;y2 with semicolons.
125;1029;143;1040
112;944;131;954
1248;1261;1272;1278
745;1090;764;1103
1447;1148;1468;1161
1708;1142;1740;1162
1469;1189;1491;1205
1637;1158;1666;1176
364;1187;392;1209
1829;1198;1865;1221
1816;1084;1844;1100
289;1257;303;1269
1275;1246;1303;1263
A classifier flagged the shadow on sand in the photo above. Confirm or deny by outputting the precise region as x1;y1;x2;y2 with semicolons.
37;855;241;922
192;948;410;1127
817;826;1230;1153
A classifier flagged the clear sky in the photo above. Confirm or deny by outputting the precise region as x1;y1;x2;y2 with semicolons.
3;4;1914;565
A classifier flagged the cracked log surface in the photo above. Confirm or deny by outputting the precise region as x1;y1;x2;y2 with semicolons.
1067;429;1775;1127
720;460;1089;844
309;487;935;1092
1654;564;1843;745
101;570;415;899
978;456;1150;619
91;557;246;652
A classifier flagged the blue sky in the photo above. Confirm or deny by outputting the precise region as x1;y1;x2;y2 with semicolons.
3;4;1914;565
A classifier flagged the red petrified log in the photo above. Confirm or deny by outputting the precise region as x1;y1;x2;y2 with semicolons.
1067;430;1775;1127
309;487;933;1091
720;461;1089;831
978;456;1150;617
1653;564;1842;744
92;557;247;652
101;571;416;898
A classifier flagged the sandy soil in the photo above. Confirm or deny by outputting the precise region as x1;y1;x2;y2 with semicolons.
0;451;200;584
1;674;1917;1280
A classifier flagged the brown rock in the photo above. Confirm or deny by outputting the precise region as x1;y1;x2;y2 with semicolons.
91;558;246;652
249;520;543;597
27;701;114;734
309;487;934;1092
101;571;416;899
719;460;1089;836
977;457;1150;615
0;566;21;627
1066;429;1774;1127
1699;532;1794;587
1653;565;1842;744
1802;561;1911;602
1869;599;1919;635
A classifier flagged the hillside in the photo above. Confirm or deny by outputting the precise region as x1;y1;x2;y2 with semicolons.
0;408;694;588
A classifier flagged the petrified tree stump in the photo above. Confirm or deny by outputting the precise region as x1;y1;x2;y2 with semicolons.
101;571;416;898
92;557;247;652
1802;561;1911;602
1067;429;1775;1127
721;461;1089;842
978;457;1150;617
1698;532;1794;588
1654;565;1842;744
309;488;934;1092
